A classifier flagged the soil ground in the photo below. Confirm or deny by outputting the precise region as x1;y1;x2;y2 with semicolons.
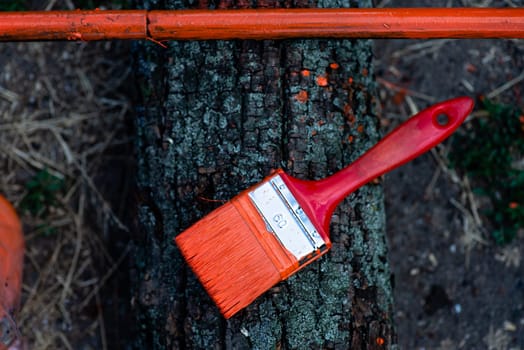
0;38;135;348
1;1;523;349
374;1;524;349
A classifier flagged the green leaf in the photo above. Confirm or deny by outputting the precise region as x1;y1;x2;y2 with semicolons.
449;99;524;244
20;169;65;219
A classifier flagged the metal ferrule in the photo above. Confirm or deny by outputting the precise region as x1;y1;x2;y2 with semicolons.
248;174;327;264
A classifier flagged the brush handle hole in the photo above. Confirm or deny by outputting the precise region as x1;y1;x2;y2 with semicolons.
435;113;450;127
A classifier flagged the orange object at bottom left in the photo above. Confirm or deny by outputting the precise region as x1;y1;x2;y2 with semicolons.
0;195;24;350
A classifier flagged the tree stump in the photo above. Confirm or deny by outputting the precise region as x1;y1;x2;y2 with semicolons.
132;0;397;348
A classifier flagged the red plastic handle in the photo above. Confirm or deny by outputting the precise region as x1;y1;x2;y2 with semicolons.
284;96;474;236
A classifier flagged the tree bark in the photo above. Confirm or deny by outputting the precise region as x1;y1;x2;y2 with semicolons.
132;0;397;349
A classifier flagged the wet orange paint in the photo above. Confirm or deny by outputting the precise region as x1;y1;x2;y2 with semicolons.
148;8;524;40
0;10;146;41
294;90;308;103
343;104;355;120
393;90;407;105
0;8;523;41
0;195;24;349
376;337;385;346
465;63;477;73
371;177;382;185
316;75;328;87
146;36;168;48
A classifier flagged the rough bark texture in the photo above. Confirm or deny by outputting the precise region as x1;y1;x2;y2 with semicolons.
132;0;397;349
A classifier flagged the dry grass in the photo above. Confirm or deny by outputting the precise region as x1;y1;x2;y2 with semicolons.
375;3;524;345
375;0;523;257
0;40;133;349
377;83;492;262
377;70;520;262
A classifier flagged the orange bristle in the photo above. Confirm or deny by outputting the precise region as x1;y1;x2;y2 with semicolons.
176;173;330;318
176;194;285;318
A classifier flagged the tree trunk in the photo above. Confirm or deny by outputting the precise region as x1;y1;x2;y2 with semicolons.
132;0;397;349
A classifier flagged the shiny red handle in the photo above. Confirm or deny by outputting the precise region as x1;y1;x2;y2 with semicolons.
284;96;474;236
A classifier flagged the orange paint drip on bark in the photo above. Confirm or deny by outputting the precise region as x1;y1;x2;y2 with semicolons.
316;75;328;87
346;113;356;125
294;90;308;103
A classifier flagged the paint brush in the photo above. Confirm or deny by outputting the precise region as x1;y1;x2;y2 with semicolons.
175;96;474;318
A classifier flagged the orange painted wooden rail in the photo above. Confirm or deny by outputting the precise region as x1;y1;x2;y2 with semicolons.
0;8;523;41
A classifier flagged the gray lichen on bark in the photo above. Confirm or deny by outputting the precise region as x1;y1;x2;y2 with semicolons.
133;0;397;348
